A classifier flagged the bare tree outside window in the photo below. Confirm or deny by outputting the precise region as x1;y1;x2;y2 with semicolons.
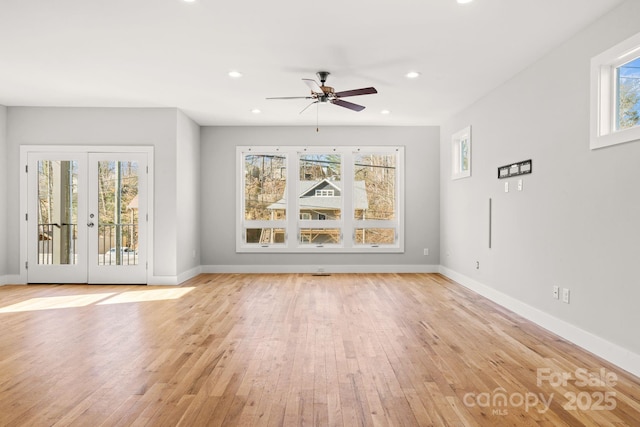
617;56;640;130
97;161;139;265
244;154;287;221
354;153;396;244
354;153;396;221
37;160;78;264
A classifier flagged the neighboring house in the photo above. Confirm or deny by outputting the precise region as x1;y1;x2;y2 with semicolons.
265;179;368;244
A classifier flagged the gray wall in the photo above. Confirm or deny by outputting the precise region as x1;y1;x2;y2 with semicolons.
176;110;201;276
5;107;183;281
440;0;640;355
201;126;440;270
0;106;6;281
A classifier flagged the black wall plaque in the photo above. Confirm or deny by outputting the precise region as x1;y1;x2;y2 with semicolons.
498;159;532;179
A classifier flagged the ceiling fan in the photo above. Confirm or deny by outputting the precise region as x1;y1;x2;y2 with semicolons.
267;71;377;113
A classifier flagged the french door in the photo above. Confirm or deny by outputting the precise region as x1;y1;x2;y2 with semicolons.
26;151;149;284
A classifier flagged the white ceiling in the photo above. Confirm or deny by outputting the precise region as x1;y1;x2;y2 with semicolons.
0;0;624;126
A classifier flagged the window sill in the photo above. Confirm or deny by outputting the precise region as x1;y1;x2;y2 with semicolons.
236;245;403;254
590;126;640;150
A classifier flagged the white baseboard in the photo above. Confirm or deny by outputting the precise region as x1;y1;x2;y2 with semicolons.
201;264;440;274
439;266;640;379
149;266;202;286
148;276;180;285
1;268;202;286
177;266;202;284
0;275;24;286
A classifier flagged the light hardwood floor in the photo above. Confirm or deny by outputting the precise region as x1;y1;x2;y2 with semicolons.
0;273;638;426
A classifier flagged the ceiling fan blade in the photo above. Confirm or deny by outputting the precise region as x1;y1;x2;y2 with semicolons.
266;96;314;100
302;79;324;94
332;99;366;112
334;87;377;98
299;101;318;114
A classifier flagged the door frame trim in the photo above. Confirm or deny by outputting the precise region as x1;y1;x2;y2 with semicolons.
19;145;155;284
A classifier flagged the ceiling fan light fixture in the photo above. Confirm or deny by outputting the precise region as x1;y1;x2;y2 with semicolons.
405;71;421;79
267;71;376;113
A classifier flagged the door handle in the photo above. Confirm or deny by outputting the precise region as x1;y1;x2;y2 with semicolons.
87;222;95;228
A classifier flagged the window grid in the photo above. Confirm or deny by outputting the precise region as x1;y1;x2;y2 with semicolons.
237;146;404;253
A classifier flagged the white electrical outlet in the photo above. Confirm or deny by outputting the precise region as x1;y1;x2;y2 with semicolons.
518;179;523;191
562;288;570;304
553;286;559;299
423;248;429;256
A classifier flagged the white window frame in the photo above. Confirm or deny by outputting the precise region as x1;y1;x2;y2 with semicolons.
237;147;288;249
590;31;640;150
352;148;402;249
451;126;471;179
236;146;404;253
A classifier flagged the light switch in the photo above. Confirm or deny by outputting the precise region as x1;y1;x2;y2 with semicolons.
518;179;523;191
504;182;509;193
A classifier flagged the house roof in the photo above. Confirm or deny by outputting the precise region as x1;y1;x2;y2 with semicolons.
268;179;368;211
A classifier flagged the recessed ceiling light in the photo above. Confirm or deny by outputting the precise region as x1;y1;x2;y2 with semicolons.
228;71;243;78
405;71;421;79
381;109;391;115
457;0;473;4
251;108;261;114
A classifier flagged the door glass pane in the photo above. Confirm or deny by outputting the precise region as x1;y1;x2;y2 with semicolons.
354;153;396;220
97;161;139;265
37;160;78;265
299;153;342;220
244;154;287;220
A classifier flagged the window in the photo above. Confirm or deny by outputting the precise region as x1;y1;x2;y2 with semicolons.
353;152;397;246
616;56;640;131
451;126;471;179
591;31;640;149
241;151;287;246
237;146;404;252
